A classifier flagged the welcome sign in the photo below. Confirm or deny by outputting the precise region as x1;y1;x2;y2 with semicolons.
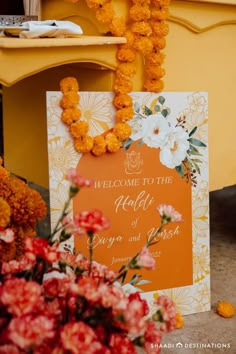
47;91;210;315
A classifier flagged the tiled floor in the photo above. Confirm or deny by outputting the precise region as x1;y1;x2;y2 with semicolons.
33;183;236;353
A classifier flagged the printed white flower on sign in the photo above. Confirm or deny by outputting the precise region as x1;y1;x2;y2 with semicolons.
160;127;189;168
142;114;170;148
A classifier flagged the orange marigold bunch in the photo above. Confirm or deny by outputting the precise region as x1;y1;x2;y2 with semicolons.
0;162;47;261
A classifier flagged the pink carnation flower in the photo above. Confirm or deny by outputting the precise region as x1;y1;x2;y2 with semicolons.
109;333;136;353
66;168;93;188
25;237;59;263
155;295;177;332
1;256;36;275
144;321;162;354
1;278;44;317
157;204;182;224
0;344;21;354
136;246;156;270
74;209;110;233
8;315;55;349
60;322;103;354
0;228;14;243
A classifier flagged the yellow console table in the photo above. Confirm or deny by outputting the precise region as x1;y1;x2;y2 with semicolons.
1;0;236;191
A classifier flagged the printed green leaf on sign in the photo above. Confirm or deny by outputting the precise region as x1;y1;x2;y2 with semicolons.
143;106;153;116
158;96;165;105
189;126;198;137
188;144;202;156
188;137;207;147
161;109;169;118
136;279;152;285
154;104;161;112
134;101;140;113
175;164;185;178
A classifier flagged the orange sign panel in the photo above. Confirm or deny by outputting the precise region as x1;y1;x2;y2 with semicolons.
74;143;192;291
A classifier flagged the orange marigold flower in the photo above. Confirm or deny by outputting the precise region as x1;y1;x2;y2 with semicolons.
143;78;164;92
113;123;132;140
151;7;170;21
150;36;166;50
217;301;235;318
69;121;89;138
133;35;153;55
176;313;184;329
123;30;135;47
61;108;81;125
129;4;151;22
113;94;133;109
113;78;133;95
0;197;11;228
74;136;94;153
110;17;126;37
86;0;109;10
60;92;80;109
0;177;47;230
116;63;136;80
150;20;169;37
145;65;166;79
105;133;121;153
132;0;151;5
145;52;165;65
64;0;79;3
152;0;170;6
115;107;134;123
92;135;107;156
96;3;114;24
131;21;152;36
60;77;79;94
116;48;136;63
0;157;9;179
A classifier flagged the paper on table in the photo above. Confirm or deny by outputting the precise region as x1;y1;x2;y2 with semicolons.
19;20;83;38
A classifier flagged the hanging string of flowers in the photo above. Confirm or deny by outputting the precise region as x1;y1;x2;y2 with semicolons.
62;0;170;155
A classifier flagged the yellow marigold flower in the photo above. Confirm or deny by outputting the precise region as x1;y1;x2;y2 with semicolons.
61;108;81;125
60;92;80;110
133;35;153;55
92;135;107;156
150;20;169;37
86;0;109;10
143;78;164;93
113;94;133;109
60;77;79;94
116;48;136;63
105;133;121;153
129;4;151;22
145;52;165;65
69;121;89;138
131;21;152;36
116;63;136;80
0;197;11;228
74;136;94;153
176;313;184;329
150;36;166;50
145;65;166;79
151;7;170;21
113;78;133;95
113;123;132;140
115;107;134;123
110;17;126;37
96;3;114;24
217;301;235;318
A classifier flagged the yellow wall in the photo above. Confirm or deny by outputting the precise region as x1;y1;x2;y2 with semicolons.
2;0;236;190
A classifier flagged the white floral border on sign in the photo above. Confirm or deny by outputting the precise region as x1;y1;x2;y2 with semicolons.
46;91;210;315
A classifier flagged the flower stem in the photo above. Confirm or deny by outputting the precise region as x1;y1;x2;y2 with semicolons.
88;231;94;276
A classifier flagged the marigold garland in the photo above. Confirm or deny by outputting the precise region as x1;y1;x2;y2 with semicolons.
62;0;170;155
